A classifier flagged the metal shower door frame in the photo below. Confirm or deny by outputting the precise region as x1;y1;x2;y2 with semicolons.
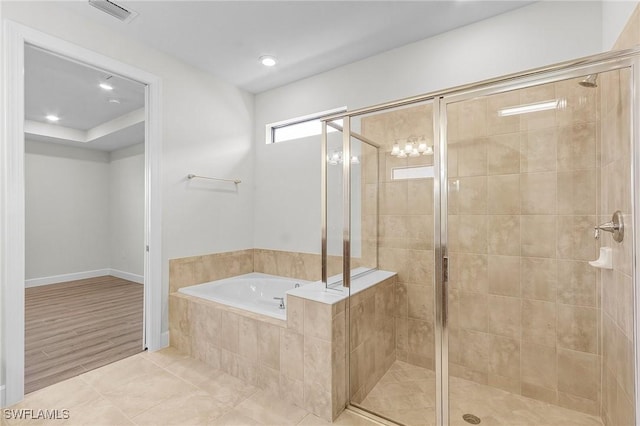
321;48;640;426
437;55;640;426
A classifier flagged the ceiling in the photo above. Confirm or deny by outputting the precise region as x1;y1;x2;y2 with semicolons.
26;121;146;152
24;1;534;151
25;44;146;151
60;1;534;94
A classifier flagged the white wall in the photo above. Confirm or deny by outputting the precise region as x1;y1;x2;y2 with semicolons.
253;134;321;253
602;1;639;49
252;129;361;257
254;1;606;254
1;1;255;338
25;141;145;283
109;143;145;277
1;0;5;401
25;140;110;280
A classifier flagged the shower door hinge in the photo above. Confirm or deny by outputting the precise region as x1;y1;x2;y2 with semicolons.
146;245;149;252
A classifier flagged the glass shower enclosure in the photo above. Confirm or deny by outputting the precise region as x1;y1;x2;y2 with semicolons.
322;49;639;426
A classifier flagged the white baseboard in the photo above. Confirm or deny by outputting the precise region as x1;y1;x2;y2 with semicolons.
0;384;5;408
26;268;144;287
25;269;111;287
110;269;144;284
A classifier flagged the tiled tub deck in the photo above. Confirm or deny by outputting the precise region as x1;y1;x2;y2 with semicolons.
169;271;397;421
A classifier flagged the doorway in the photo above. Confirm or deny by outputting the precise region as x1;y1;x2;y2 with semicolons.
23;44;147;393
1;21;163;407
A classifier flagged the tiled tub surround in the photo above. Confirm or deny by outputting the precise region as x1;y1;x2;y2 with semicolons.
169;249;254;293
169;248;359;293
170;269;397;421
254;249;367;282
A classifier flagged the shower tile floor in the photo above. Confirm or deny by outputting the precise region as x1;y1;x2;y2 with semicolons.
358;361;604;426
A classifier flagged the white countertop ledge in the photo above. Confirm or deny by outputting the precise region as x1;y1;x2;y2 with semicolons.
285;268;396;305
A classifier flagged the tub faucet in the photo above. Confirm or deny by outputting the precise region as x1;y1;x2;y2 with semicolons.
273;297;285;309
295;283;300;288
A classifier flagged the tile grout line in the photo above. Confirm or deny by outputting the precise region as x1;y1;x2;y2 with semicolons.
76;367;139;425
147;352;261;424
132;356;232;424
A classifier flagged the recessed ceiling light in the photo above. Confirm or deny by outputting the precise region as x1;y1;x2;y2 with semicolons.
108;98;121;104
45;115;60;122
99;83;114;91
259;55;277;67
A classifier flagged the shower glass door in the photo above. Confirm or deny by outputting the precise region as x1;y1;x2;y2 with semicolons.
326;52;638;426
326;121;345;286
443;66;635;426
345;101;438;426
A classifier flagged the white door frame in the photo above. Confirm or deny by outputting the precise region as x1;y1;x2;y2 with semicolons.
1;20;164;407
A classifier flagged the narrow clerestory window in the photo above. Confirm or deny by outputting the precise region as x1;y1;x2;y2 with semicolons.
266;107;346;144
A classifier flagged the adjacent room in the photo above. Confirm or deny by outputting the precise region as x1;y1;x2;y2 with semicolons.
23;45;146;393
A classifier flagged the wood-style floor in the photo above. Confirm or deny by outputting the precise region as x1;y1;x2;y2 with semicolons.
25;275;144;394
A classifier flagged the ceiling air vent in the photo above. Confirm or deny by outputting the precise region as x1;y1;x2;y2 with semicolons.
88;0;138;23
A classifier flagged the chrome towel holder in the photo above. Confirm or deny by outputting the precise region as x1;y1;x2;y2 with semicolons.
187;174;241;184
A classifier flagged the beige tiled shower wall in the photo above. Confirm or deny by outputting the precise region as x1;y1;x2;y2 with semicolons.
598;8;639;425
599;67;635;426
446;79;602;415
361;104;436;370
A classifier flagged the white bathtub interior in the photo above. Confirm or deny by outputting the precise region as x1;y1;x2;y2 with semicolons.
178;272;311;320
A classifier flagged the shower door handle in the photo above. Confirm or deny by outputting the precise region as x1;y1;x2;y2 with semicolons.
594;211;624;242
441;255;449;330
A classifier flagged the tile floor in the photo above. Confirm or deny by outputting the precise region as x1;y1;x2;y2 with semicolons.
359;361;604;426
4;348;379;426
4;350;606;426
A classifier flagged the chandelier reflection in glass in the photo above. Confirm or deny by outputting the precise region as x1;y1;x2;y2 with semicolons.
390;136;433;158
327;151;360;166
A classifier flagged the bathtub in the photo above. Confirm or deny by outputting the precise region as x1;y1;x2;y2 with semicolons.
178;272;311;320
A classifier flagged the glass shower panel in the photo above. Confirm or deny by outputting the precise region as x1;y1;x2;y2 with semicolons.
445;68;634;425
326;126;344;288
347;102;436;426
349;134;378;275
326;120;379;288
